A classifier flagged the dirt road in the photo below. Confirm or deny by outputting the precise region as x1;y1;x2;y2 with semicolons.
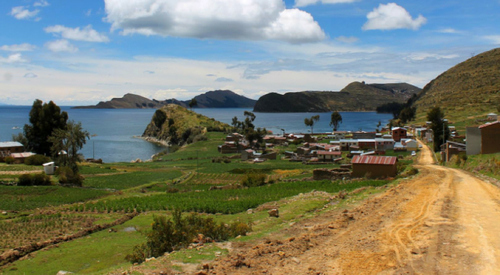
211;144;500;274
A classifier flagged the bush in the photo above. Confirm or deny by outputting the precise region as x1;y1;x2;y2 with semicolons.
56;166;83;186
4;156;15;164
126;209;251;264
241;173;267;187
18;173;52;186
24;155;51;166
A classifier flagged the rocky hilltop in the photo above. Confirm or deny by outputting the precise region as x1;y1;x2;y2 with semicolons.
253;82;421;112
413;47;500;122
142;104;229;145
73;90;256;109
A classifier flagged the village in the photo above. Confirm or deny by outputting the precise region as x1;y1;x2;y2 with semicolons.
216;112;500;179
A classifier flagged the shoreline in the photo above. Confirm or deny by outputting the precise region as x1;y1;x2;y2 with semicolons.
134;136;170;147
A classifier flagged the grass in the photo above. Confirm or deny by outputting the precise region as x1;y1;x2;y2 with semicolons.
446;152;500;180
0;164;42;172
2;214;153;275
0;186;112;211
83;170;182;190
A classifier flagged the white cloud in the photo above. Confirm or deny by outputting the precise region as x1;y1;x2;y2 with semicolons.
0;43;36;52
34;0;50;7
484;35;500;44
0;53;28;63
24;73;38;78
104;0;325;43
295;0;356;7
335;36;359;43
45;25;110;43
437;28;461;34
10;6;40;20
362;3;427;31
45;39;79;53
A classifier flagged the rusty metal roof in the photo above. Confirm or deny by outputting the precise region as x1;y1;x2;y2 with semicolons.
351;155;397;165
479;121;500;129
317;150;342;156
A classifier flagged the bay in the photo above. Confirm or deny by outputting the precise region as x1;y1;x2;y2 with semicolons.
0;106;392;163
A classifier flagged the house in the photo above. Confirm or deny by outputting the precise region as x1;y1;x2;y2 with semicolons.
441;141;466;162
317;150;342;161
375;138;395;151
467;121;500;155
339;139;359;151
351;155;398;178
357;139;376;150
242;149;277;161
391;127;407;142
10;152;36;163
226;133;243;142
352;132;376;139
487;113;498;121
0;141;25;161
402;139;418;151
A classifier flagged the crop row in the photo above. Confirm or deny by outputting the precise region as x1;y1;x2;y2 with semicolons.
0;186;112;211
72;179;388;214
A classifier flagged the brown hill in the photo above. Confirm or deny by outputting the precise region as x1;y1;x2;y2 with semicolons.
414;47;500;124
253;82;420;112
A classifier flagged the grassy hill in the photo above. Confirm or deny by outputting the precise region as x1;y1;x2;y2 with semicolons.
253;82;420;112
413;48;500;129
142;104;230;145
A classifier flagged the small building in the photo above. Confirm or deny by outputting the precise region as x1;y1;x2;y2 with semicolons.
352;132;376;139
467;121;500;155
0;141;25;161
351;155;398;178
487;113;498;121
392;127;407;142
358;139;376;150
317;150;342;161
375;138;395;151
479;121;500;154
10;152;36;163
403;139;418;151
441;141;466;162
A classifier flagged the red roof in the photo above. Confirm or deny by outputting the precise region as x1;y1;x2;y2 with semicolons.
351;155;397;165
479;121;500;129
317;150;342;156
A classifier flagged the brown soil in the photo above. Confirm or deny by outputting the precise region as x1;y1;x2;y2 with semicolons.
209;143;500;274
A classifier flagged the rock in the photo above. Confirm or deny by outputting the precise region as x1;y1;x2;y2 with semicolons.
247;209;253;214
195;271;208;275
56;271;73;275
1;211;7;215
268;209;279;218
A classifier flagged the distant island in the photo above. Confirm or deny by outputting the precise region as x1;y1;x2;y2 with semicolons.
73;90;256;109
253;82;421;112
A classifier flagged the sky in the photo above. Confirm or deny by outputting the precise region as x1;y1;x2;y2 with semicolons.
0;0;499;105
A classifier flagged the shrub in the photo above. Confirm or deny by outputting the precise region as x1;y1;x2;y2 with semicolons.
24;155;51;166
241;173;267;187
56;166;83;186
4;156;15;164
18;173;52;186
126;209;251;264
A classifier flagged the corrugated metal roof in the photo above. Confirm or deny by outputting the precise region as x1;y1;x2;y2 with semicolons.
479;121;500;129
317;150;341;155
0;141;24;148
10;152;35;158
351;155;397;165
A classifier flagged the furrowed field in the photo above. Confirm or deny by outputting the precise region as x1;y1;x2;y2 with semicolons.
0;132;415;274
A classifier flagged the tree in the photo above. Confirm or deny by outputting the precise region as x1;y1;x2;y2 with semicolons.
49;120;90;174
12;133;29;150
399;107;417;124
329;111;342;132
153;109;167;128
304;115;320;134
188;98;197;110
24;100;68;155
427;107;449;152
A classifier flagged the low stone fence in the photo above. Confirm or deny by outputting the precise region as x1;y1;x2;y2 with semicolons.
313;168;351;181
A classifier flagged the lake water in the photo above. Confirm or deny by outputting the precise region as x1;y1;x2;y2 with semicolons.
0;106;392;163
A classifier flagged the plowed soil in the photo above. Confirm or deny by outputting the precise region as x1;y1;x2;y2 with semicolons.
210;143;500;274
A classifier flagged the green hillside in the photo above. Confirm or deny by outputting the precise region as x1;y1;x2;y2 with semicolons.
414;48;500;128
142;104;230;145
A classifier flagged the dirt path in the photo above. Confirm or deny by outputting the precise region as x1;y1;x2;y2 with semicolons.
210;143;500;274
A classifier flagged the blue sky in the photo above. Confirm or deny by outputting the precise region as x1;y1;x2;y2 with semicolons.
0;0;499;105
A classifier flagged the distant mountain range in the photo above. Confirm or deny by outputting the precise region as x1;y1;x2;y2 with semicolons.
253;82;421;112
73;90;257;109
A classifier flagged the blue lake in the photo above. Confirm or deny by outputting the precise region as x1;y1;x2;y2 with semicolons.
0;106;392;163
